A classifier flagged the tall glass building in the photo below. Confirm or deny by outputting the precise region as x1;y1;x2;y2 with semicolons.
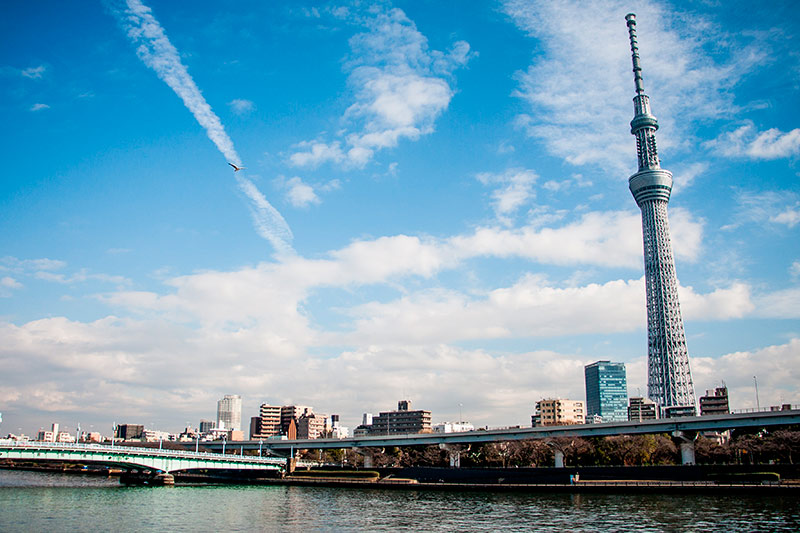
584;361;628;422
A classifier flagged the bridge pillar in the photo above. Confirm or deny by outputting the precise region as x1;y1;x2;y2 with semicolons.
286;457;297;474
352;447;375;468
438;444;465;468
672;430;697;465
553;449;565;468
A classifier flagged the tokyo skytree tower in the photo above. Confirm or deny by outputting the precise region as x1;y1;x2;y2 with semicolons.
625;14;695;410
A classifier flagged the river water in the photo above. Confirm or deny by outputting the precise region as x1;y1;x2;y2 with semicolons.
1;470;799;531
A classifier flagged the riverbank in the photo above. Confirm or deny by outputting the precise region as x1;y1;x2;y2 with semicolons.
4;461;799;494
269;476;800;494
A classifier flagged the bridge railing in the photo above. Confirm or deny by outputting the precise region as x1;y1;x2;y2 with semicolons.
0;440;286;464
731;405;799;414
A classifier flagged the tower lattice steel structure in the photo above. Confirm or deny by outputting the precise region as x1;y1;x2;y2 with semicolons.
625;14;695;410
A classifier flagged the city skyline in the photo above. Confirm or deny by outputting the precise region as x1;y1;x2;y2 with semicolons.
1;1;799;435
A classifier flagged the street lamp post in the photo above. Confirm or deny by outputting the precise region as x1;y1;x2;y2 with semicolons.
754;376;761;411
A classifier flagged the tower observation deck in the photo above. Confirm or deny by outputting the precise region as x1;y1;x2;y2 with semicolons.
625;14;695;412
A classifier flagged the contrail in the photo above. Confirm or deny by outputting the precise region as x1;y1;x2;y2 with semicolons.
113;0;293;254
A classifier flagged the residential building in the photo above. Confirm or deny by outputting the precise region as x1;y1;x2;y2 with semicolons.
296;412;327;439
366;400;432;435
249;416;261;440
330;414;350;439
37;423;59;442
664;405;696;418
142;429;171;442
280;405;312;435
259;404;282;438
628;397;658;421
37;430;55;442
116;424;144;440
699;387;730;416
199;419;215;434
217;394;242;432
584;361;628;422
432;422;474;433
532;399;585;427
83;431;103;443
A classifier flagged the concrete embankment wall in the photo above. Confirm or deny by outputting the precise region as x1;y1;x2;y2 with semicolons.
381;464;800;484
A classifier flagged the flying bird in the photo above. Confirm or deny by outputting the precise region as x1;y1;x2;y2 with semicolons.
228;162;246;172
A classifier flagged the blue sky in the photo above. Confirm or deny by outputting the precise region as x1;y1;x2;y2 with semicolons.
1;0;799;436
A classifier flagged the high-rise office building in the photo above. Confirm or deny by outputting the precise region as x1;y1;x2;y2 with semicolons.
584;361;628;423
217;394;242;432
625;14;695;412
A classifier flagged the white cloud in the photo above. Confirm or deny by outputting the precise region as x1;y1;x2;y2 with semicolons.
771;207;800;228
98;208;706;333
30;103;50;112
503;0;761;173
284;177;320;208
21;65;46;79
34;269;129;286
289;6;472;168
0;257;127;288
708;122;800;160
1;277;22;289
476;168;538;226
0;276;22;297
497;141;515;154
725;190;800;230
692;339;800;410
228;98;255;115
753;287;800;319
791;261;800;280
288;140;345;168
337;275;753;347
671;162;708;194
678;282;754;321
114;0;292;254
1;256;66;273
450;208;702;268
0;257;769;431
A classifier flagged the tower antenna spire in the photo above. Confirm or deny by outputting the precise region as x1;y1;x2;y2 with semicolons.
624;14;695;415
625;14;646;96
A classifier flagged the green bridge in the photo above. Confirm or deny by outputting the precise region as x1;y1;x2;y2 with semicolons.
0;440;301;484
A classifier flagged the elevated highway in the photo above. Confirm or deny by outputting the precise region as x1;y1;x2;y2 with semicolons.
208;409;800;466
